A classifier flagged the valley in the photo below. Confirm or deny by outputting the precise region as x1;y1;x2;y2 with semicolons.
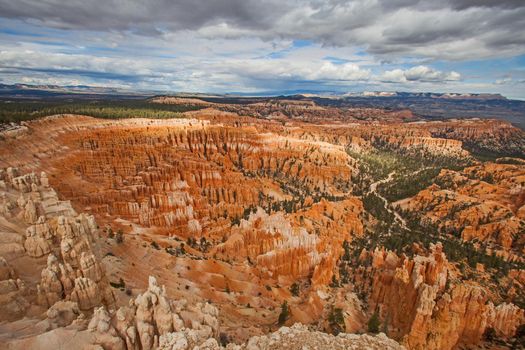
0;96;524;349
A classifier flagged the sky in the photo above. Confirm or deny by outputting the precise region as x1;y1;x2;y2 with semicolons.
0;0;524;99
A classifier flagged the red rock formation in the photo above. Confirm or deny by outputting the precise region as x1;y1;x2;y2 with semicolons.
0;117;352;243
397;162;525;260
0;110;523;349
356;244;524;350
213;198;363;284
153;96;416;124
428;119;525;156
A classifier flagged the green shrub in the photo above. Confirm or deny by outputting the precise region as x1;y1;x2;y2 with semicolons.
328;307;345;335
115;229;124;244
367;310;380;333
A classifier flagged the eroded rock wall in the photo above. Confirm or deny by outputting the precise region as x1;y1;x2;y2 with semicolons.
354;244;524;350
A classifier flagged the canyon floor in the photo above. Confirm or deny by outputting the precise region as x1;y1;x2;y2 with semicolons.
0;96;524;349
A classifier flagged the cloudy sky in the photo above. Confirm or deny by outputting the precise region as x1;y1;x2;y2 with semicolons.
0;0;524;98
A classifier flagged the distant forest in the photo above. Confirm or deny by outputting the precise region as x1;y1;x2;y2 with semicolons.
0;99;204;123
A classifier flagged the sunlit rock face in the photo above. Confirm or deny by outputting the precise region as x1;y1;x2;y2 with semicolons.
397;161;525;261
213;198;363;284
0;116;353;235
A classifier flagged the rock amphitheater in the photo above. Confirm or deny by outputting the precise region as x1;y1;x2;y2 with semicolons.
0;100;524;349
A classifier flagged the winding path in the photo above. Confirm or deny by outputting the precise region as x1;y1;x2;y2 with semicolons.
368;171;408;229
366;166;437;231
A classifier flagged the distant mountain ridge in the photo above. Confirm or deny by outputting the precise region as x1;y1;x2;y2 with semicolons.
0;83;512;100
345;91;507;100
0;83;155;96
0;83;523;128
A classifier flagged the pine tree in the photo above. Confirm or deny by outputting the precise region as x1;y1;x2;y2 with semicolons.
328;307;345;335
290;283;300;296
115;229;124;244
367;310;380;333
342;240;351;261
278;301;289;325
330;275;339;288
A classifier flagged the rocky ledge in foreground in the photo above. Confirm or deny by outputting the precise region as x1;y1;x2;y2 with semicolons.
222;324;404;350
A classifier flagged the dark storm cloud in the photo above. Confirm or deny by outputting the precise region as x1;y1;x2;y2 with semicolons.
0;0;285;31
0;0;524;60
450;0;525;10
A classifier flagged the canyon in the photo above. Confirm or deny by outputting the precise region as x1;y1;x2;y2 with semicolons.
0;96;524;349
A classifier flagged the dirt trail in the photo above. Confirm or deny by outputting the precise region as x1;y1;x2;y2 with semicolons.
368;171;408;229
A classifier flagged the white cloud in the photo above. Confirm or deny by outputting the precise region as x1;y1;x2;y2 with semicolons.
381;66;461;83
222;59;371;82
495;77;512;85
381;69;407;83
